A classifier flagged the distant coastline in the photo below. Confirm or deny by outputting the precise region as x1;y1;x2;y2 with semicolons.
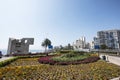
0;49;44;55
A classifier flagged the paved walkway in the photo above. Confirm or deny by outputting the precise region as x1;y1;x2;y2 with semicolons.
110;77;120;80
99;54;120;66
0;57;14;62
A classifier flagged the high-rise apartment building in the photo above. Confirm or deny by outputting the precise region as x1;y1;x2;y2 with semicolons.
94;29;120;49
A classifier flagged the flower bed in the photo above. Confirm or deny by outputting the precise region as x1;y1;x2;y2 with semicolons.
7;58;40;67
38;56;100;65
0;59;120;80
38;56;55;65
0;53;120;79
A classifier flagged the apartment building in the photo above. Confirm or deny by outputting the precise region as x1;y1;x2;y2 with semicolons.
73;37;87;50
94;29;120;49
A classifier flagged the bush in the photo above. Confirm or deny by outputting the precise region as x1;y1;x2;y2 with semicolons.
38;55;100;65
63;53;76;58
90;53;99;57
59;50;71;54
52;51;90;62
0;57;18;67
0;56;44;67
72;51;85;54
52;55;89;62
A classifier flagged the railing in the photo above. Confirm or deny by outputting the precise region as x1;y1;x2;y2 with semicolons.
90;49;120;57
90;49;120;53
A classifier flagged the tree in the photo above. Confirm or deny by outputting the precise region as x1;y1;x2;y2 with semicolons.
60;45;63;50
41;38;51;55
100;44;108;49
64;43;73;50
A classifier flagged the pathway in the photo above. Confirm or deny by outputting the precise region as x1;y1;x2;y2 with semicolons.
0;57;14;62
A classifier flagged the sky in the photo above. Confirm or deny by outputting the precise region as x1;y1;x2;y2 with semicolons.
0;0;120;50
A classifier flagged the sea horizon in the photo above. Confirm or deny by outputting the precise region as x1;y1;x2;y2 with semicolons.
0;49;44;55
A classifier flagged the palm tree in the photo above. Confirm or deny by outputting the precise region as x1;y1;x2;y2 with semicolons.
41;38;51;55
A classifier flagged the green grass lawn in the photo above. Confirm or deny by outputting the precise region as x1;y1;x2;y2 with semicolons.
0;57;120;80
52;52;90;62
52;54;89;62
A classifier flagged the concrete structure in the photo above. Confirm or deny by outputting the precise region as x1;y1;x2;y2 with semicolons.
110;77;120;80
85;42;90;49
108;56;120;66
7;38;34;55
89;41;94;49
99;53;120;66
94;29;120;49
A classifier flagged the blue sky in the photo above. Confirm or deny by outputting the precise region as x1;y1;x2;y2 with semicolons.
0;0;120;50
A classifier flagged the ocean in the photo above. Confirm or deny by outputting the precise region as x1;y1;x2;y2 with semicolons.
0;49;44;55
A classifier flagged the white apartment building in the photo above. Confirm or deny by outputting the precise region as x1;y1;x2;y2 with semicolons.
89;41;94;49
73;37;87;50
94;29;120;49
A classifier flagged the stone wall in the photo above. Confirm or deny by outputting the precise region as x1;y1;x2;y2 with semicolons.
108;56;120;66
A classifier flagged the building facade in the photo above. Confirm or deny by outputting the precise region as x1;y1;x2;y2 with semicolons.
94;29;120;49
89;41;94;49
93;37;100;49
73;37;87;50
7;38;34;55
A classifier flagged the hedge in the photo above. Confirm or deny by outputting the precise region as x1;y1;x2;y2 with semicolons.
0;57;18;67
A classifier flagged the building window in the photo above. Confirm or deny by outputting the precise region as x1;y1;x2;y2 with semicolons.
16;43;21;47
16;46;21;47
76;46;77;49
25;40;28;43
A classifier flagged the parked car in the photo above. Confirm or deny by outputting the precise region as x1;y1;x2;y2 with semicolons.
0;51;2;58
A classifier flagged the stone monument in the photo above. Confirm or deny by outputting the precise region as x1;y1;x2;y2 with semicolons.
7;38;34;55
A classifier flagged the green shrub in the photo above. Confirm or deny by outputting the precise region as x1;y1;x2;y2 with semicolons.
64;51;90;57
63;53;76;58
59;50;71;54
52;52;90;62
72;51;85;54
0;57;18;67
0;56;42;67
